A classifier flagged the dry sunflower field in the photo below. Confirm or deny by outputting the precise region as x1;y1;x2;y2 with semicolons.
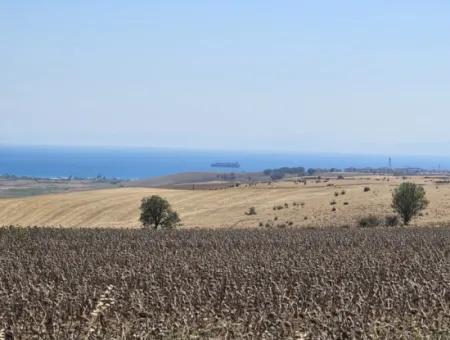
0;226;449;339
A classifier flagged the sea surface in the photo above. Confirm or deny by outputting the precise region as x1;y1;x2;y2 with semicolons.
0;145;449;180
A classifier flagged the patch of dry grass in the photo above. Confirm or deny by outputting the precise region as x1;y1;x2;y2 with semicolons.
0;176;449;228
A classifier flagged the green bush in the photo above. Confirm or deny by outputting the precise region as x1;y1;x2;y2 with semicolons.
140;195;180;229
392;182;428;225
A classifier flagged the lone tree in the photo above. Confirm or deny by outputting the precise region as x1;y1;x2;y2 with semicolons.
392;182;428;225
139;195;180;229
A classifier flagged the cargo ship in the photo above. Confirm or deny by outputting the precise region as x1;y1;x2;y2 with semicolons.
211;162;240;168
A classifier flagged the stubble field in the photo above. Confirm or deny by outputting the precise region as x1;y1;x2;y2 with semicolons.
0;175;449;228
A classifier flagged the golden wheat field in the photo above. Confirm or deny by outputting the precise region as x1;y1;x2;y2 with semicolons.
0;175;449;228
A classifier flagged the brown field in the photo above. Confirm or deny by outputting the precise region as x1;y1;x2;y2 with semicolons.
1;175;449;228
1;226;448;338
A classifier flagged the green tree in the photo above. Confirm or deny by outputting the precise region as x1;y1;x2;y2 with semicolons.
392;182;428;225
139;195;180;229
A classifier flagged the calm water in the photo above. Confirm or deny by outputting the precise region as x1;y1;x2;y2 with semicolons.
0;146;448;179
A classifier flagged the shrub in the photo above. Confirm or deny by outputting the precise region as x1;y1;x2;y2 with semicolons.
246;207;257;215
341;190;346;195
284;203;289;208
343;202;349;206
330;200;336;205
334;192;339;197
392;182;429;225
140;195;180;229
358;215;381;228
331;207;336;212
385;215;400;227
364;187;371;192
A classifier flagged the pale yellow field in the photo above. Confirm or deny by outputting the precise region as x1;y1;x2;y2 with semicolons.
0;176;449;228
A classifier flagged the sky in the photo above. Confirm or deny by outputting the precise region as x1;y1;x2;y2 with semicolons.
1;1;450;154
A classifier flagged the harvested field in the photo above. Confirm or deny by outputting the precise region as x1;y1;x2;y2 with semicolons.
1;175;450;228
0;226;449;339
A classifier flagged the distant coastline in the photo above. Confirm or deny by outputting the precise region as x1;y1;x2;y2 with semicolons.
1;145;450;180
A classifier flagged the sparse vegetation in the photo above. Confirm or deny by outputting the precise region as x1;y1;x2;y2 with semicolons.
246;207;257;215
385;214;400;227
392;182;429;225
358;215;381;228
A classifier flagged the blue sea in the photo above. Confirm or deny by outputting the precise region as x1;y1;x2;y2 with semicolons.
0;145;449;180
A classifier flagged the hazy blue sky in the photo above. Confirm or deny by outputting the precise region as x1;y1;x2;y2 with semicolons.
2;1;450;154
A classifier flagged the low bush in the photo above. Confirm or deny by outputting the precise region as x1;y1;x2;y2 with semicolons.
385;215;400;227
358;215;381;228
246;207;257;215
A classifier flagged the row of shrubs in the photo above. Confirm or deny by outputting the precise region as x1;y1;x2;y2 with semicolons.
358;215;399;228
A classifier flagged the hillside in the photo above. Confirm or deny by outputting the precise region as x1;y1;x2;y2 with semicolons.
0;175;449;228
